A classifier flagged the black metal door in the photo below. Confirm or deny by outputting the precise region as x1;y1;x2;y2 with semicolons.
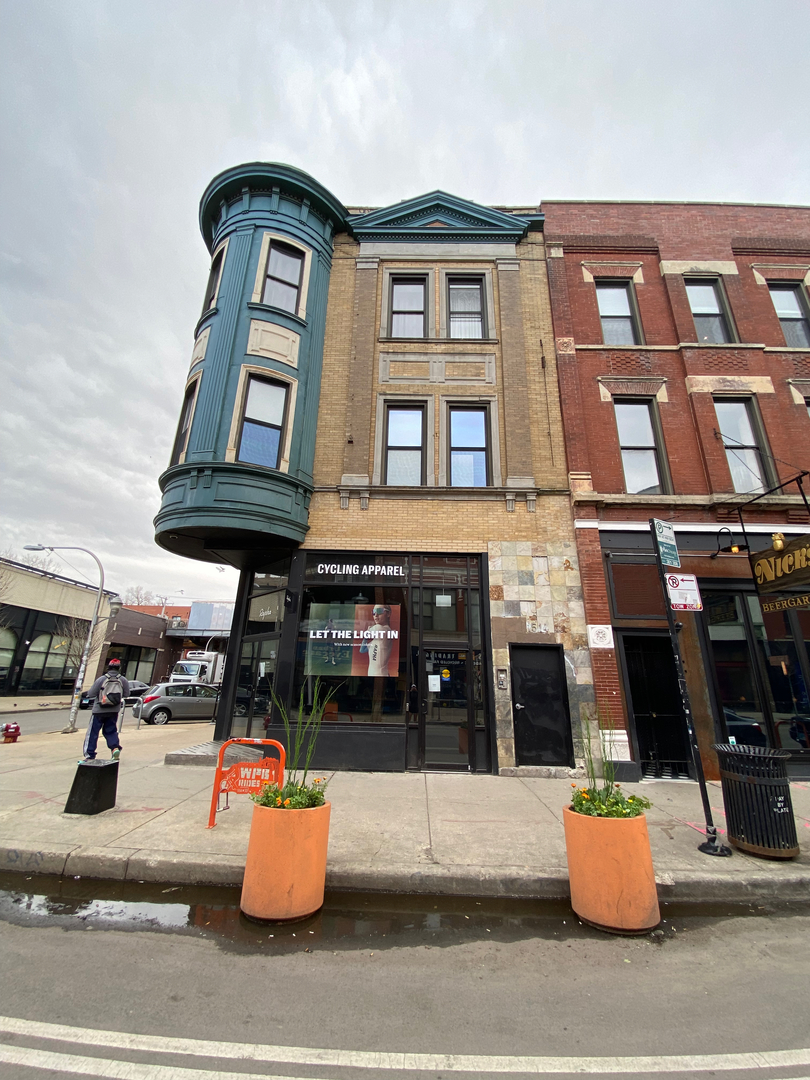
510;644;575;767
622;634;691;779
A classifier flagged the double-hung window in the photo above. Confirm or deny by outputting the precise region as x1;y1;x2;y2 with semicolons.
262;242;304;314
238;376;287;470
449;407;489;487
202;249;224;315
169;380;199;467
385;405;425;485
769;284;810;347
714;399;767;493
685;279;732;343
448;278;484;339
596;282;640;345
614;400;665;494
390;279;426;338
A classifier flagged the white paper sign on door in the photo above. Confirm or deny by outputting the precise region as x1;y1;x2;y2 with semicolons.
427;675;441;692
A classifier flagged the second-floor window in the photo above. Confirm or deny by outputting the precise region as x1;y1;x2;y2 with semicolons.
385;405;425;485
714;399;766;493
449;406;489;487
390;279;426;337
596;282;639;345
238;376;287;470
769;284;810;347
685;279;731;343
169;380;199;467
262;242;304;314
614;400;664;494
448;279;484;339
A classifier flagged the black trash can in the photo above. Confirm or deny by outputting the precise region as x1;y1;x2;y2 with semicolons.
713;744;799;859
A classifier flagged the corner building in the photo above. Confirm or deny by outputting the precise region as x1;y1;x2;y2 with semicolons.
544;199;810;780
155;163;595;773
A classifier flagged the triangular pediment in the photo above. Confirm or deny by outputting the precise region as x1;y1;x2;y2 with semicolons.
347;190;542;243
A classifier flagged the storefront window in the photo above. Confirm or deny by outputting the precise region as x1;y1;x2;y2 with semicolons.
747;596;810;750
705;593;771;747
18;634;51;691
293;585;408;724
0;628;17;685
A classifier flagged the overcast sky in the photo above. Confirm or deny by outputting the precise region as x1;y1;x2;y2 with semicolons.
1;0;808;601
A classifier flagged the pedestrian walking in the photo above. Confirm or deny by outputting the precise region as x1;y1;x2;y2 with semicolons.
79;658;129;763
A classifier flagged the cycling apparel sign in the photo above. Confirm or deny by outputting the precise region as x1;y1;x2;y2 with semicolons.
305;603;401;677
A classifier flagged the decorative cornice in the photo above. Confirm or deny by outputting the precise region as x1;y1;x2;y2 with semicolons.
347;190;542;243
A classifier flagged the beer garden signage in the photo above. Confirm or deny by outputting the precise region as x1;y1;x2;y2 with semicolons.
750;534;810;595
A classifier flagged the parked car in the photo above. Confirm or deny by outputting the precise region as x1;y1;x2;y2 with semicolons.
723;708;769;747
131;682;220;725
78;679;151;710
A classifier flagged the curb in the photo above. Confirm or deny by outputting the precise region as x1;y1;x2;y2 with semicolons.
3;842;810;902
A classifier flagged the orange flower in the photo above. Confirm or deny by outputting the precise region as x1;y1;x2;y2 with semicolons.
571;783;577;788
582;793;590;800
275;797;282;806
284;798;291;806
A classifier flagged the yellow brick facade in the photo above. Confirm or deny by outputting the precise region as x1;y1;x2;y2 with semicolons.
304;227;594;773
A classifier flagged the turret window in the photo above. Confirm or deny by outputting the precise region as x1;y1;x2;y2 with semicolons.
202;248;225;315
169;379;200;467
262;242;304;314
238;376;288;469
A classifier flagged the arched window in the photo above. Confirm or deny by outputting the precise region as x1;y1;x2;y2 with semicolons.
0;628;17;686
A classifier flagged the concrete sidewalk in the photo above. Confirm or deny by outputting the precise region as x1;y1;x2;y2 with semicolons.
1;722;809;902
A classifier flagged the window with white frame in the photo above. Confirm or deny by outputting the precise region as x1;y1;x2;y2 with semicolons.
769;284;810;348
595;281;641;345
448;278;485;339
169;379;199;467
237;376;288;470
390;278;427;338
449;406;489;487
685;279;733;343
714;399;767;493
384;404;425;485
262;241;305;314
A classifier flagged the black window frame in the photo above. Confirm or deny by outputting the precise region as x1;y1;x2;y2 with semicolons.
236;374;289;472
447;276;486;340
768;282;810;348
389;276;427;339
169;378;200;467
201;248;224;316
261;240;305;316
684;277;736;344
384;402;427;486
613;396;671;495
448;404;491;488
713;396;774;493
595;279;643;346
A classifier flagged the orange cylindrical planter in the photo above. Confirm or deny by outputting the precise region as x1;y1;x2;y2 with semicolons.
563;806;660;934
240;802;331;921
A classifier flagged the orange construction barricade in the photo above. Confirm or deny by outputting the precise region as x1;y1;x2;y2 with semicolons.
207;738;285;829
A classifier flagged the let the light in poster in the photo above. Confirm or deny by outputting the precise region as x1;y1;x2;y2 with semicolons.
305;603;401;677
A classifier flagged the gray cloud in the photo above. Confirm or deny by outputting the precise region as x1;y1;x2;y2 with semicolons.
1;0;807;596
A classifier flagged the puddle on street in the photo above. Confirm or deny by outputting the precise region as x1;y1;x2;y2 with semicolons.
1;871;808;954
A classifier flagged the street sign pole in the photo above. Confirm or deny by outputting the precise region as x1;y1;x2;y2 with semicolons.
649;519;731;857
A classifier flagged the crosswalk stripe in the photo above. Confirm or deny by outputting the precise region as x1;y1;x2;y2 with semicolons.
1;1015;810;1075
0;1043;324;1080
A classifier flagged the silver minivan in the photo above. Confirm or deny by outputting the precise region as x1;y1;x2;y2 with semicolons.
132;682;219;725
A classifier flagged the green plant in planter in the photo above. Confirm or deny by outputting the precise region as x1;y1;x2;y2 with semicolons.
570;708;652;818
252;679;338;810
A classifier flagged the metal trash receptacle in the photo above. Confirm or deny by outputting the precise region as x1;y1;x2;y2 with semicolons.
713;744;799;858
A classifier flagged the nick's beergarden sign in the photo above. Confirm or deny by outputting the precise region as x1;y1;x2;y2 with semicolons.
750;533;810;594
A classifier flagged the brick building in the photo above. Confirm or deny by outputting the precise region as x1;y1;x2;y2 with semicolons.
154;163;595;773
543;200;810;779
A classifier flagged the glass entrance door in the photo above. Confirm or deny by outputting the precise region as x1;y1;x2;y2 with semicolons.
418;647;474;768
232;637;279;739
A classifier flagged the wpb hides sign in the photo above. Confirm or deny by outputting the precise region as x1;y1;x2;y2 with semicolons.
750;534;810;594
305;604;401;677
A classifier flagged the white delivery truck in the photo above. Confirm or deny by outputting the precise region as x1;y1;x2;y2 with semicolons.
169;650;225;685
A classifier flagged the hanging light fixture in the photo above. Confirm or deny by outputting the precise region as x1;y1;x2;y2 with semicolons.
710;527;749;559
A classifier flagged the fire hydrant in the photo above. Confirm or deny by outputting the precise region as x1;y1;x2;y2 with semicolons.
2;722;21;743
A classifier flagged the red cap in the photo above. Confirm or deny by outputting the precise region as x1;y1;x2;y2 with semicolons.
108;658;121;667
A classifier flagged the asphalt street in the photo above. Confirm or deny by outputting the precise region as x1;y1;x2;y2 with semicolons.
0;876;808;1080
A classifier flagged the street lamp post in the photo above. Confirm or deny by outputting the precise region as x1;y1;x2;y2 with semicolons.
24;545;122;734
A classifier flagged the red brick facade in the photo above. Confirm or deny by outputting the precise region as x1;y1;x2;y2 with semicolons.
543;200;810;776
